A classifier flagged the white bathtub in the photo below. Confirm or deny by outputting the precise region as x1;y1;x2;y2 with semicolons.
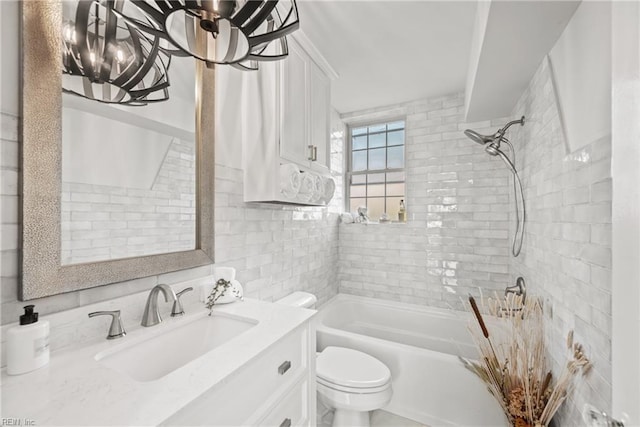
315;294;506;427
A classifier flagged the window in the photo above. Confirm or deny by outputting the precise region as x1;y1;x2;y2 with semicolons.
347;120;405;221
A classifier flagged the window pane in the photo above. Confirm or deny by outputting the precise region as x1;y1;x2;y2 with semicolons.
352;151;367;171
368;148;385;170
368;124;386;133
367;198;384;221
350;185;366;198
386;171;405;182
351;174;366;184
352;135;367;150
367;173;385;183
387;182;405;197
352;127;367;136
350;198;366;212
388;121;404;130
387;146;404;169
386;197;404;220
367;184;385;197
387;130;404;146
368;133;385;148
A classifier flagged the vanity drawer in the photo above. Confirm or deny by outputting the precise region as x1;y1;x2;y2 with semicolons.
161;323;310;426
258;377;309;427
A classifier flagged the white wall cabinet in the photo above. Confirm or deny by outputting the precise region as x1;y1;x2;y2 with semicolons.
243;32;336;205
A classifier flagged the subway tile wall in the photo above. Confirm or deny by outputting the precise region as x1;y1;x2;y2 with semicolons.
338;93;513;309
509;58;612;424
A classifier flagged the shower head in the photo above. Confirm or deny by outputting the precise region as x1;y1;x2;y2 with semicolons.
463;129;494;145
463;116;525;147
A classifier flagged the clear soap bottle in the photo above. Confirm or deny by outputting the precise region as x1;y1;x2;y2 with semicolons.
6;305;50;375
398;199;406;222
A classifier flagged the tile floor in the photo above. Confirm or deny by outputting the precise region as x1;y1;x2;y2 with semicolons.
318;408;428;427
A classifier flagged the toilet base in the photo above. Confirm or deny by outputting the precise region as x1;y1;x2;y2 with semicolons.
332;408;370;427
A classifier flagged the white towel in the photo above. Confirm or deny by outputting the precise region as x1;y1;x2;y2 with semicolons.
340;212;354;223
321;177;336;204
279;163;301;199
310;173;324;204
297;173;314;202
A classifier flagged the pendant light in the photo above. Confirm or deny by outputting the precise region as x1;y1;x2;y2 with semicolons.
62;0;172;105
114;0;300;70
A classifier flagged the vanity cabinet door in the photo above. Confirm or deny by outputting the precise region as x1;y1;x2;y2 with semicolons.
160;323;312;427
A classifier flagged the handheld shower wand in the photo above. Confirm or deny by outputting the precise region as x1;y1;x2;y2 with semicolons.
463;117;526;257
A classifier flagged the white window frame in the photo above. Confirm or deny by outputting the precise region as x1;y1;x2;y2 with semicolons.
345;118;407;217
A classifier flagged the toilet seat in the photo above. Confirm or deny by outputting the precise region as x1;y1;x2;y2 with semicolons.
316;347;391;392
317;376;391;394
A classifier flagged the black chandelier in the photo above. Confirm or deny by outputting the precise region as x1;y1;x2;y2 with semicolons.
113;0;300;71
62;0;172;105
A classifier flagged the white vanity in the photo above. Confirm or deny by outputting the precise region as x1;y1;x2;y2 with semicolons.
1;291;316;426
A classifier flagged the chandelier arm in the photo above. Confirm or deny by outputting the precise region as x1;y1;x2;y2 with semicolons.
232;1;266;27
244;1;279;34
100;2;119;82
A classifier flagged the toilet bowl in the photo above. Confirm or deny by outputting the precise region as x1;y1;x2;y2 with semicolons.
275;292;393;427
317;346;392;427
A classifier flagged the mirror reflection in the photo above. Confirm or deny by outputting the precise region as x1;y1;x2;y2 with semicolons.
60;1;197;265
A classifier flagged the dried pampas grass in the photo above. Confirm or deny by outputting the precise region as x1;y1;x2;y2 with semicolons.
460;293;591;427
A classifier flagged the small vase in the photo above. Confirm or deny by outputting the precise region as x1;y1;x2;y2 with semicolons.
514;418;532;427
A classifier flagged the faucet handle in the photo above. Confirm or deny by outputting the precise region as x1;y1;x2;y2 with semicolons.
171;287;194;317
88;310;126;340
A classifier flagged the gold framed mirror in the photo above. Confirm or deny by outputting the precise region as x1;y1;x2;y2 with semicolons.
20;1;215;300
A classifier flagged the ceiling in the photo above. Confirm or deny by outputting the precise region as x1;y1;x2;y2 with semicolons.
297;1;478;114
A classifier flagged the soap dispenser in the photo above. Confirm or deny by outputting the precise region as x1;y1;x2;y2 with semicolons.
6;305;50;375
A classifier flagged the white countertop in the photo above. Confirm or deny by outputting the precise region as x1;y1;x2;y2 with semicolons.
1;298;315;426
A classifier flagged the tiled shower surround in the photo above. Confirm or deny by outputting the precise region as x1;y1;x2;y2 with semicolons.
510;58;612;424
338;93;513;309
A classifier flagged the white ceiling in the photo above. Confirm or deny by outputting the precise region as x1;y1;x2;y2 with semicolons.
297;1;478;114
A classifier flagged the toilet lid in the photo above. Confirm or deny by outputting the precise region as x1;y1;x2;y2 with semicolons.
316;347;391;389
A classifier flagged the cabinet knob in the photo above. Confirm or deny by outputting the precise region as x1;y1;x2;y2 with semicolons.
278;360;291;375
279;418;292;427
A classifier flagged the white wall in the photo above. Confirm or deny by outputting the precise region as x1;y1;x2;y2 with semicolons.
611;1;640;423
549;1;611;153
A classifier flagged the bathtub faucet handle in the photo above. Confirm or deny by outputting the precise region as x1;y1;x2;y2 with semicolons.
505;277;526;303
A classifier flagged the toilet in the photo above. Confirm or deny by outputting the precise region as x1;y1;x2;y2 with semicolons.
276;292;393;427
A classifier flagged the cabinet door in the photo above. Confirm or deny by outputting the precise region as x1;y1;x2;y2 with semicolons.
309;61;330;173
280;44;309;167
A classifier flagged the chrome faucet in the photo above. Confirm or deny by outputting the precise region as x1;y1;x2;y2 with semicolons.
88;310;126;339
171;287;194;317
141;284;177;327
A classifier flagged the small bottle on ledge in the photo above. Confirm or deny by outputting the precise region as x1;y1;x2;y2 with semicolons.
398;199;406;223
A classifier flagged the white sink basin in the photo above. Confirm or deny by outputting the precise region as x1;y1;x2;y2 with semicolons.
95;312;257;382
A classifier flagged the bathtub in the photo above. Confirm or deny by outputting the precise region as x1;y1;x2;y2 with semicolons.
315;294;506;427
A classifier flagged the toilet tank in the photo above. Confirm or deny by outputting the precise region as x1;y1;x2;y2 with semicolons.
275;292;317;309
